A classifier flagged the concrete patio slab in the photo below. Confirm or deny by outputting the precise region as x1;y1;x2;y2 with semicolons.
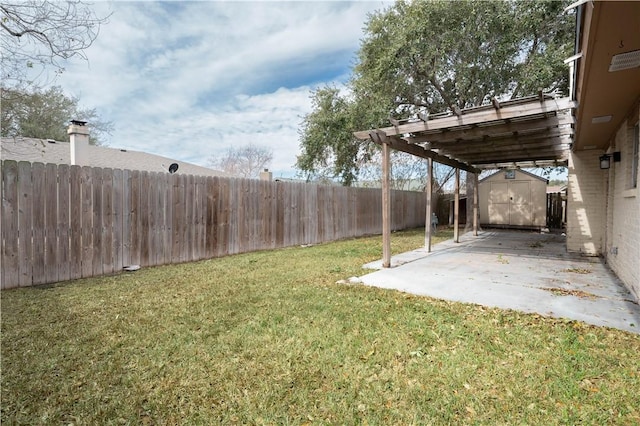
360;230;640;334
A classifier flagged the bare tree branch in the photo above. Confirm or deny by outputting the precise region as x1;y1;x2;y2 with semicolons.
208;144;273;178
1;1;110;87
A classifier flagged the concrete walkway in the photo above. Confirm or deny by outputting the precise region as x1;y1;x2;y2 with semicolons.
360;230;640;334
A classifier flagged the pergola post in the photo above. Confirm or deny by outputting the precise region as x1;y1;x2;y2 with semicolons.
454;168;460;243
425;157;433;252
473;172;479;236
382;141;391;268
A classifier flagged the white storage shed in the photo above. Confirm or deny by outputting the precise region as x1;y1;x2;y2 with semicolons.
479;169;548;228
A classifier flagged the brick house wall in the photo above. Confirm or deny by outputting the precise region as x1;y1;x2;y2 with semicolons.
604;104;640;300
567;151;606;255
568;101;639;302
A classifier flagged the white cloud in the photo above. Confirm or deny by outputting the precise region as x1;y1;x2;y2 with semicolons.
56;1;388;177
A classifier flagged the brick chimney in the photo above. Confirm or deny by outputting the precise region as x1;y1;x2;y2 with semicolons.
259;168;272;181
68;120;89;166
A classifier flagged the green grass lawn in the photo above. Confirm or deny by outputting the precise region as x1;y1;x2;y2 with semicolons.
2;228;639;425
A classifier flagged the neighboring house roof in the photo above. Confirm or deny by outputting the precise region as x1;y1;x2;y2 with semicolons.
546;185;567;194
1;136;229;177
478;168;548;184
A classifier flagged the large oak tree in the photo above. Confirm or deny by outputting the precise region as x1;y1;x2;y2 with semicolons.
296;0;574;185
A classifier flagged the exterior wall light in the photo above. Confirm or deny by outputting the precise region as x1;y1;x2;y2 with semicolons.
599;152;621;169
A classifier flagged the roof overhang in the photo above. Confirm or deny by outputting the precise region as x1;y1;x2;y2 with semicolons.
355;95;576;171
572;0;640;151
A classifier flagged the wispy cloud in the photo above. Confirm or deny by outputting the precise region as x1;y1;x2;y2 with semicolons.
57;1;388;177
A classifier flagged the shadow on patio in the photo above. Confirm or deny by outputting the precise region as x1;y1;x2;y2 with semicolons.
361;230;640;334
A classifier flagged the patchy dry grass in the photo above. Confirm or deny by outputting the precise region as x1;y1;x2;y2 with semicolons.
2;228;639;424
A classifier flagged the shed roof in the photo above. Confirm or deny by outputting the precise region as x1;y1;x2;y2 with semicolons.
478;168;548;184
1;136;229;177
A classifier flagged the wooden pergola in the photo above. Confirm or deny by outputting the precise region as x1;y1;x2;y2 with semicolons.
354;94;576;267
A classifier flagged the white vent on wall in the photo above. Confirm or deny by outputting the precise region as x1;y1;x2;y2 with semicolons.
591;115;612;124
609;49;640;72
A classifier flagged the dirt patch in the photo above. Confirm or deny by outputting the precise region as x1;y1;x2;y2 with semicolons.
562;267;592;274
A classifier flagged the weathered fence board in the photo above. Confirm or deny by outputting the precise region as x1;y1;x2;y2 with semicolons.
32;163;46;285
112;169;124;272
92;167;104;277
69;166;82;280
80;166;93;278
1;160;427;288
102;168;114;275
120;169;131;268
17;161;33;287
2;161;19;289
129;170;141;267
45;164;58;284
58;165;71;283
205;177;216;257
139;171;150;267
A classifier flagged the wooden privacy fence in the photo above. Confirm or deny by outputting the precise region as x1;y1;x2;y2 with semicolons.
1;160;426;289
546;192;565;229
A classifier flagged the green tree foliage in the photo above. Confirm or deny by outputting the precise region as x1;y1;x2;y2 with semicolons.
296;87;366;185
297;0;574;185
1;85;113;145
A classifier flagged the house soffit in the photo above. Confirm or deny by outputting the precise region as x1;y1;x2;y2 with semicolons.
573;1;640;151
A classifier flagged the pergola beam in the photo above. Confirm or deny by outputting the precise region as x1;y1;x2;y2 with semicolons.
369;130;478;173
473;173;479;236
454;168;460;243
434;137;572;156
405;114;574;144
382;141;391;268
471;153;569;165
419;125;574;147
474;159;568;169
354;97;576;139
425;158;433;252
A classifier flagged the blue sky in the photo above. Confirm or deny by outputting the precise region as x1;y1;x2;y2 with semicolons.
55;1;389;178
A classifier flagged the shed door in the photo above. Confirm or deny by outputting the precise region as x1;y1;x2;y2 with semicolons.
508;181;531;226
487;181;533;226
488;182;509;224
